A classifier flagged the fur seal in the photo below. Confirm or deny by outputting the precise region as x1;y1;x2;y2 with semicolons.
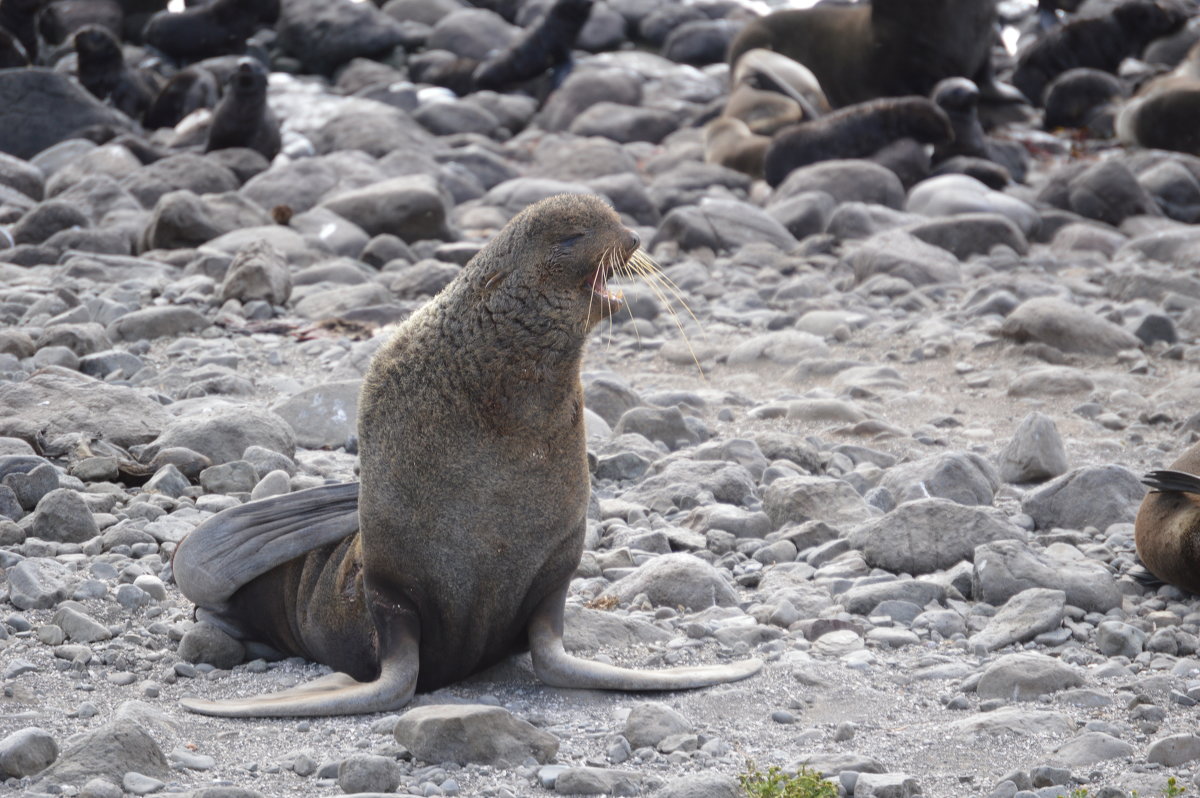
204;56;279;160
1117;39;1200;155
143;65;219;129
0;0;41;63
1012;0;1187;105
727;0;1023;110
413;0;592;97
763;97;953;188
37;0;122;46
703;49;829;178
142;0;270;63
172;194;763;717
1136;442;1200;594
73;25;162;121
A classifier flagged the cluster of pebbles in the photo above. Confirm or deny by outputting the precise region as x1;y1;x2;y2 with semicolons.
4;1;1200;797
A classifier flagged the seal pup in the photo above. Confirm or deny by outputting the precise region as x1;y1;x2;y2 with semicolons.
727;0;1024;110
204;56;279;160
1136;442;1200;594
1012;0;1187;105
763;97;953;187
0;0;42;63
172;194;763;717
143;65;219;129
142;0;269;63
73;25;162;121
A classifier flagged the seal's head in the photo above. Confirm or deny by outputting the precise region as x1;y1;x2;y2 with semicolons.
73;25;121;65
470;193;642;334
228;57;269;99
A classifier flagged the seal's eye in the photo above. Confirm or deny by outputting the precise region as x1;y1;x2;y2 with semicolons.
559;234;583;248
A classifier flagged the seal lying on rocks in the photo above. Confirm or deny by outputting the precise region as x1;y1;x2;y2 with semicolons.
173;194;763;717
1136;442;1200;594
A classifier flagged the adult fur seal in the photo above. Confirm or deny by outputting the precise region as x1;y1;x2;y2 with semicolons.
172;194;763;717
727;0;1023;110
1136;442;1200;594
205;57;279;160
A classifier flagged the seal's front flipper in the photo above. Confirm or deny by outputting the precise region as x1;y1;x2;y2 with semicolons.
173;481;360;609
180;613;420;718
527;584;763;692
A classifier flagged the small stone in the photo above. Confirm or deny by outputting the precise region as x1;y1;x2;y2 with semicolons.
29;488;100;543
1096;621;1146;658
0;726;58;778
998;412;1069;483
624;703;693;749
337;753;402;793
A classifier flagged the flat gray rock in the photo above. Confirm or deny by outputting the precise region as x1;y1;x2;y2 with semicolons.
600;552;739;611
764;475;877;530
1000;297;1142;355
1020;465;1145;531
35;720;168;787
848;498;1024;575
1050;731;1134;766
969;588;1065;652
146;406;295;465
976;652;1083;700
0;370;170;447
393;704;558;768
272;380;362;450
972;539;1121;613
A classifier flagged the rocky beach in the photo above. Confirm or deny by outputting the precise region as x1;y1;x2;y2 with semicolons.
4;0;1200;797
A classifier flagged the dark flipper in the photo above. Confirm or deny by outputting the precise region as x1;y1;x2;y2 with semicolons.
173;481;360;609
1143;469;1200;495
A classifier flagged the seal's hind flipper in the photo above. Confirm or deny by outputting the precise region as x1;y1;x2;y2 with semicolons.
180;608;420;717
1143;469;1200;495
528;584;763;693
173;481;360;609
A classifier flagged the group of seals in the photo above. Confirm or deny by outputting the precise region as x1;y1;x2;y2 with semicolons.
1136;441;1200;595
726;0;1022;110
1012;0;1188;104
172;194;762;717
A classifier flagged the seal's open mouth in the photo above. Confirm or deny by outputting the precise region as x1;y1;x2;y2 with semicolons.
587;263;624;312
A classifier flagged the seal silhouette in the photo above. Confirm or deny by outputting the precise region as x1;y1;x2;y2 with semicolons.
205;57;280;160
173;194;763;716
1136;442;1200;594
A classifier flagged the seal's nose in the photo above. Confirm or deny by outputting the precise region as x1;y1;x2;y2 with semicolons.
624;229;640;252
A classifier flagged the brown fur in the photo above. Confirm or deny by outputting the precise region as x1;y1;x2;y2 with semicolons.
224;194;635;692
1136;442;1200;594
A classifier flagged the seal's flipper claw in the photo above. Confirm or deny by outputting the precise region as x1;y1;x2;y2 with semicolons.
173;482;360;609
1143;469;1200;495
528;585;763;692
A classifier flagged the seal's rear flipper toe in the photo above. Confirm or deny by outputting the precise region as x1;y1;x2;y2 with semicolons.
173;481;360;609
1143;469;1200;495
